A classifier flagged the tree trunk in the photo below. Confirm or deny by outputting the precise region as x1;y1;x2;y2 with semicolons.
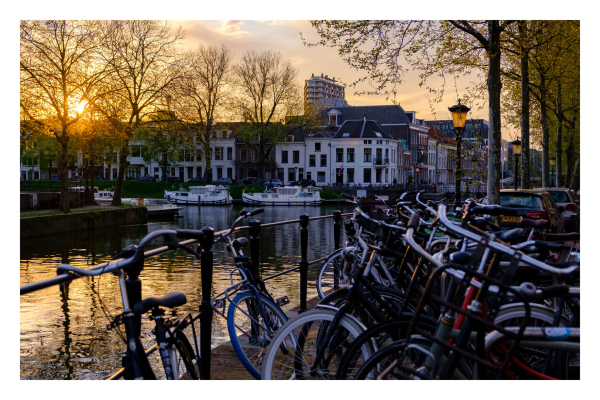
162;153;168;182
111;142;129;206
519;21;531;189
570;154;579;191
486;21;503;205
59;137;70;212
540;74;550;188
555;80;563;188
565;117;577;188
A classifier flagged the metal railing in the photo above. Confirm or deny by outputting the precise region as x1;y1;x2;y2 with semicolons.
20;210;352;380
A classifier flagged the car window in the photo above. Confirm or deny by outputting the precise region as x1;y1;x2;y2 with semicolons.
548;191;569;203
543;194;556;210
499;195;542;208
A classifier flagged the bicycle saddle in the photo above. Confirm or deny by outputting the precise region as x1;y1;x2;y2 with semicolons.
232;237;249;249
491;228;525;244
520;218;549;229
133;291;187;315
449;251;472;265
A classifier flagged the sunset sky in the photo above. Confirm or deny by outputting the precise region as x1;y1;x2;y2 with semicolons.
174;20;512;136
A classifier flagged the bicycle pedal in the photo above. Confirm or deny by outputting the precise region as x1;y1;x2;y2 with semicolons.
275;296;289;307
107;314;124;330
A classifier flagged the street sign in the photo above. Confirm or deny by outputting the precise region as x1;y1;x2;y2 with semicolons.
375;195;389;201
356;190;367;199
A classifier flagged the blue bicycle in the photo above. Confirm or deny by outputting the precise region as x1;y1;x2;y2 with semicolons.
211;209;297;379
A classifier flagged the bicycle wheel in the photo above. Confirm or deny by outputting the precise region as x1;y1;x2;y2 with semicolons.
169;331;201;380
227;291;289;379
493;303;576;379
336;315;438;379
316;250;355;299
261;308;373;380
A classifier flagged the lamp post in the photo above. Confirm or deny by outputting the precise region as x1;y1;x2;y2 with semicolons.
511;138;522;191
550;157;556;189
415;167;420;191
449;99;470;208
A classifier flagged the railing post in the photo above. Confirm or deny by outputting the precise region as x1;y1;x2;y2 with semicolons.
249;219;261;276
199;226;214;380
333;210;341;250
299;214;309;313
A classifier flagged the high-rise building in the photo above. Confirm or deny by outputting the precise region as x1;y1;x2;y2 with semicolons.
305;73;347;111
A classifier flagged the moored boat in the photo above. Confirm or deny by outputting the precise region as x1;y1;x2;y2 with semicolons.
164;185;233;205
129;198;182;216
242;186;322;206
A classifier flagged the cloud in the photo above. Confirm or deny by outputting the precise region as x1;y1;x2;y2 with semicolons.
217;20;248;36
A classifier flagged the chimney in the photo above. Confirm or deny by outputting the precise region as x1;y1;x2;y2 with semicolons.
311;73;314;78
321;73;323;77
332;77;335;82
325;75;328;78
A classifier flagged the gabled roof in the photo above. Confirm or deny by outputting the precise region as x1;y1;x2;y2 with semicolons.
324;105;412;125
332;119;395;140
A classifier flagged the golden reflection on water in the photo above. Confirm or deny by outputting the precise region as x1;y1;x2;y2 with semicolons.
20;204;352;379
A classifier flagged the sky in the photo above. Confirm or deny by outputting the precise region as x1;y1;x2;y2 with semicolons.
174;20;507;136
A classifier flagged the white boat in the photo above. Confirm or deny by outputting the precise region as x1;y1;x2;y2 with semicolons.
129;198;182;216
69;186;132;204
242;186;322;206
164;185;233;205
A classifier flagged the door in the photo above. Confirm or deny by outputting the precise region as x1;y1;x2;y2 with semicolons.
336;170;343;185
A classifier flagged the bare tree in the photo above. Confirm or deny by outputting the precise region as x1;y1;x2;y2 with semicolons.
95;20;186;205
20;20;112;211
177;44;234;182
233;50;299;180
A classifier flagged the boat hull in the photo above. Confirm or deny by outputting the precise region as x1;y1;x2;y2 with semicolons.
164;191;232;205
242;193;321;206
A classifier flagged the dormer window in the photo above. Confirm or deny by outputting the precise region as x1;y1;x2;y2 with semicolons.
287;135;294;142
374;132;382;138
342;133;350;137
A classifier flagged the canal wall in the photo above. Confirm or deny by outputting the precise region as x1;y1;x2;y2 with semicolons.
20;207;148;239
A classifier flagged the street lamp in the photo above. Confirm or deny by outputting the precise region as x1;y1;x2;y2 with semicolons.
415;167;420;191
511;137;522;191
550;157;556;189
449;99;470;208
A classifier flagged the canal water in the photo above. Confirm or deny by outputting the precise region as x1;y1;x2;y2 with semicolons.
20;203;353;379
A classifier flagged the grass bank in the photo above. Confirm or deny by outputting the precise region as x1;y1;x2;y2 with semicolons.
20;180;345;200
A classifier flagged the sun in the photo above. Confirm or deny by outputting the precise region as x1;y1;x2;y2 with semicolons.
77;100;87;115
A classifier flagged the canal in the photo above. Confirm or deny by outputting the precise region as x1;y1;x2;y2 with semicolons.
20;203;354;379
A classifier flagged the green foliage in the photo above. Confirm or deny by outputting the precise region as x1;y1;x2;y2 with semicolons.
320;188;344;200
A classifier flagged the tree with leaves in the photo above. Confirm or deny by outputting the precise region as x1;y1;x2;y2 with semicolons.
305;20;518;204
20;20;113;211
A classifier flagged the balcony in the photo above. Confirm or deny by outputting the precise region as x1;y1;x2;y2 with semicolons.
372;157;390;168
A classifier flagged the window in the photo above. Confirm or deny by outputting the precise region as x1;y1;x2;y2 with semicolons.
288;168;295;182
217;167;223;179
130;147;141;157
364;140;372;144
240;150;247;162
335;148;344;162
299;168;304;179
215;147;223;161
309;155;316;167
197;167;202;178
287;135;294;142
347;148;355;162
315;142;321;151
317;171;325;182
227;147;232;161
364;148;372;162
293;151;300;163
363;168;371;183
375;169;382;183
376;140;382;144
184;149;194;162
375;133;382;138
227;168;232;178
342;133;350;137
277;168;285;181
347;168;354;182
307;171;311;180
321;154;327;167
282;151;288;163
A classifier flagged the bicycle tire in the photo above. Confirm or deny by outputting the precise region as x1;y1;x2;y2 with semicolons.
261;308;373;380
227;291;289;379
316;250;354;299
169;331;201;380
336;315;438;379
493;303;575;379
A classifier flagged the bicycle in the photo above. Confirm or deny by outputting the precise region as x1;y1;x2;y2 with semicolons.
210;208;295;379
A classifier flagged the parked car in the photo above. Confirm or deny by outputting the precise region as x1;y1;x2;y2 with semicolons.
138;175;155;182
68;176;83;182
534;187;579;232
212;177;234;185
50;176;60;180
187;177;205;184
263;179;283;188
239;177;259;185
166;176;181;183
499;189;565;233
94;176;104;181
296;178;316;187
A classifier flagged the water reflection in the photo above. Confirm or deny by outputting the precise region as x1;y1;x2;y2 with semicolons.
20;204;352;379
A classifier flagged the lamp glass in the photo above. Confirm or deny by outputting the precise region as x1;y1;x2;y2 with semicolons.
511;140;522;156
451;110;468;128
550;157;556;166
